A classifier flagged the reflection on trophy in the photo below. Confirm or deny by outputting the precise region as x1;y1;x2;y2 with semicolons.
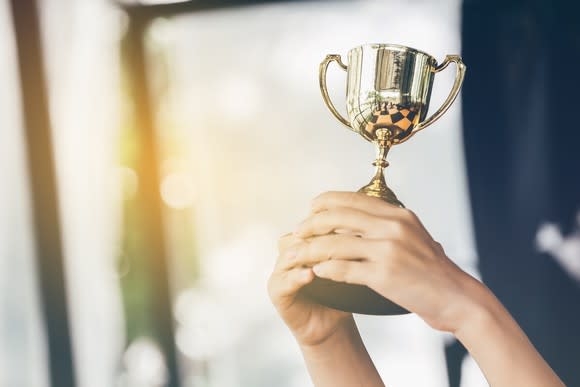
301;43;466;315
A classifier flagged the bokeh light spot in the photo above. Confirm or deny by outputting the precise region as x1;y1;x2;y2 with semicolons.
160;172;195;209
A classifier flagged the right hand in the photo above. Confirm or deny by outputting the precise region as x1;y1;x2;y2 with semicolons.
267;233;353;347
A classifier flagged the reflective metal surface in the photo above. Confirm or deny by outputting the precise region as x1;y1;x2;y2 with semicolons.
311;43;466;315
320;43;465;144
319;43;465;205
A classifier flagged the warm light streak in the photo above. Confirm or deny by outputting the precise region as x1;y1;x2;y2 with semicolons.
117;166;139;200
160;172;195;209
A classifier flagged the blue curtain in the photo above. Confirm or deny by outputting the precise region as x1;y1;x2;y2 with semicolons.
460;0;580;385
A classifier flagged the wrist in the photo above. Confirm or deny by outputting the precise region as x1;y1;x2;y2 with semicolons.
435;271;498;337
299;316;360;359
450;280;566;387
452;278;502;342
299;315;385;387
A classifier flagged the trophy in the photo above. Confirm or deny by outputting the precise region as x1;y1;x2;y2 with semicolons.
301;43;466;315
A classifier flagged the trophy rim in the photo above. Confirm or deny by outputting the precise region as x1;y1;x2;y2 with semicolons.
348;43;437;63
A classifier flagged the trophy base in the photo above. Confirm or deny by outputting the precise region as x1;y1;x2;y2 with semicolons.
358;185;404;208
300;278;409;315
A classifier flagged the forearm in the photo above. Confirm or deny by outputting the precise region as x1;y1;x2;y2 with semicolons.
300;316;384;387
455;279;565;387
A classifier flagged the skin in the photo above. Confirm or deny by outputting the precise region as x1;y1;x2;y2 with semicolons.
267;191;565;387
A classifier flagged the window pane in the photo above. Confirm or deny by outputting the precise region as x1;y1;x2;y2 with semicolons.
146;1;480;386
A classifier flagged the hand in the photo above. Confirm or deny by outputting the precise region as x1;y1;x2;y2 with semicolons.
293;191;485;334
274;191;564;387
267;233;355;347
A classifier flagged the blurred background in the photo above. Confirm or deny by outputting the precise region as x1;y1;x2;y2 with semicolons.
0;0;578;386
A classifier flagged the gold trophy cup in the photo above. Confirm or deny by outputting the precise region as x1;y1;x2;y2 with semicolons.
301;43;466;315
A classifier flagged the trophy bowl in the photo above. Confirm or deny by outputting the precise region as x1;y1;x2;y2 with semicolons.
300;43;466;315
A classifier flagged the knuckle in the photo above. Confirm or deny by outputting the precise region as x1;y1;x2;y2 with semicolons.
432;241;445;255
389;220;406;238
400;208;418;222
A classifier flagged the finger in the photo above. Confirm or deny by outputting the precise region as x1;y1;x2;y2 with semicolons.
274;241;307;271
312;260;370;286
312;191;401;217
295;207;408;240
268;267;314;303
291;234;378;268
278;232;302;252
312;192;433;239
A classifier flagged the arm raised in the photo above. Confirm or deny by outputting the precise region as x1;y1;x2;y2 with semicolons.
268;233;384;387
293;191;564;387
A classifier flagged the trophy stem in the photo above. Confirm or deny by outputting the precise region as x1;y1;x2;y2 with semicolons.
358;128;404;208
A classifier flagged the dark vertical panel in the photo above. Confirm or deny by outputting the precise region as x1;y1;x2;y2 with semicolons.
9;1;77;387
444;340;466;387
123;13;182;387
462;0;580;385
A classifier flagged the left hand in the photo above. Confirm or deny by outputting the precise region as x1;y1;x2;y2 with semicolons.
293;191;485;334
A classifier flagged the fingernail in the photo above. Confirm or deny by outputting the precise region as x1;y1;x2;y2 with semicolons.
312;264;322;275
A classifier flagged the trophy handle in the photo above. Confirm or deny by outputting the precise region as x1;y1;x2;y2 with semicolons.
398;55;466;144
319;54;351;128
